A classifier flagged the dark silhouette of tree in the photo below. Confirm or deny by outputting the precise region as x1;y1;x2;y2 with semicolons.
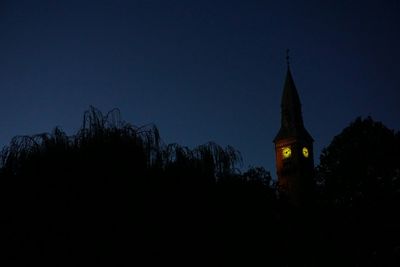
314;117;400;266
1;109;399;266
0;107;279;266
317;116;400;208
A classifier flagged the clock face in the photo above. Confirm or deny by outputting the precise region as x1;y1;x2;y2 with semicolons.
302;147;309;158
282;147;292;158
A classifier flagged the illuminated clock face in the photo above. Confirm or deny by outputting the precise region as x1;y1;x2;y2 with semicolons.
282;147;292;158
302;147;309;158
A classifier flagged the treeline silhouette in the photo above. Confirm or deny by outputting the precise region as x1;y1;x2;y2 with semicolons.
0;108;399;266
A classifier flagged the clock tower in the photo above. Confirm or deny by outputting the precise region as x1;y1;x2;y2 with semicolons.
274;64;314;204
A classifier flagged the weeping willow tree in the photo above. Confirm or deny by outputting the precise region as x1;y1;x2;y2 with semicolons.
0;106;242;179
0;107;279;265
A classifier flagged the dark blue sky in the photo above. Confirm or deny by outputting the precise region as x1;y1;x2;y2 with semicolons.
0;0;399;175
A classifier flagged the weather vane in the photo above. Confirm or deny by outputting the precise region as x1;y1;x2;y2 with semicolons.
286;49;290;68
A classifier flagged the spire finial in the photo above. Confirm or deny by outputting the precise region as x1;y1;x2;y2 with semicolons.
286;49;290;68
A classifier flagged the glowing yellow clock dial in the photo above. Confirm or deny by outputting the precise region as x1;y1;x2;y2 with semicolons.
282;147;292;158
302;147;309;158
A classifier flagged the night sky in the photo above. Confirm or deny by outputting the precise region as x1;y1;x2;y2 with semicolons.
0;0;399;176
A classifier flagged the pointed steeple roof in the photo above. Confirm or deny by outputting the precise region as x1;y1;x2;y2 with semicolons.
281;68;303;127
274;67;313;143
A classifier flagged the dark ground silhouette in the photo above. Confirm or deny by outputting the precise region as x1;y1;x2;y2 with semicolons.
0;107;399;266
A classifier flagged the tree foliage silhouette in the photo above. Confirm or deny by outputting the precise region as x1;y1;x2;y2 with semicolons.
314;117;400;266
1;109;399;266
317;116;400;208
0;106;274;265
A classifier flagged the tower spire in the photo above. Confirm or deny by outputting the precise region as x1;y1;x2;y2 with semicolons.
273;65;312;142
273;63;315;205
